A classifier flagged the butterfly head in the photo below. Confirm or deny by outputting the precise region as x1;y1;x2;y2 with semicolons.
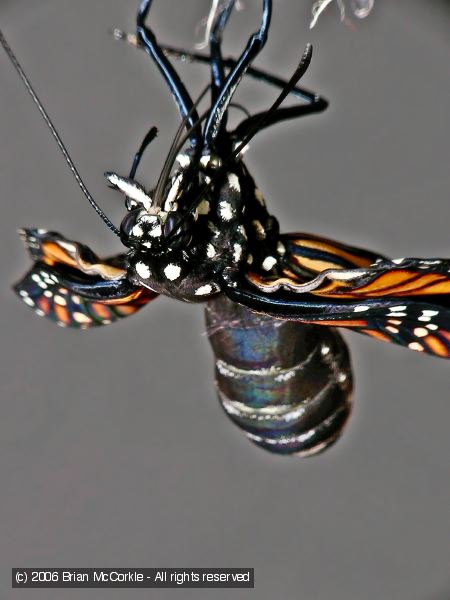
105;171;197;254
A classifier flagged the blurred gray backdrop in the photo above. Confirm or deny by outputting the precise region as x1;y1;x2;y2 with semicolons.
0;1;449;599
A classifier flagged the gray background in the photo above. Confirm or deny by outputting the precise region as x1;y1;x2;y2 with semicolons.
1;1;449;599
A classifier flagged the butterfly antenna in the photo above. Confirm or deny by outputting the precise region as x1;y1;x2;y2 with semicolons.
0;29;120;236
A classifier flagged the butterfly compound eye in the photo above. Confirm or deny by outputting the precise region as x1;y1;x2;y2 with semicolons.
120;209;142;245
163;212;193;248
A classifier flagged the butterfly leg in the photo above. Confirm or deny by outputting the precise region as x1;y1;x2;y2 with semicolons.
232;95;328;140
162;46;327;138
205;0;235;141
114;24;327;129
203;0;272;148
129;1;236;174
129;125;158;179
136;0;202;148
208;1;235;103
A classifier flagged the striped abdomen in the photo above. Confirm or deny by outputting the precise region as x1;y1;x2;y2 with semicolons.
205;296;353;456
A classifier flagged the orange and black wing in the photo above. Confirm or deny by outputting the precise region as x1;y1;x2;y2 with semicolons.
246;232;386;292
247;232;450;299
14;229;157;329
224;232;450;359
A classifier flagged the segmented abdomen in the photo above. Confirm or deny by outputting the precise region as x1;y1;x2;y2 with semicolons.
205;296;353;456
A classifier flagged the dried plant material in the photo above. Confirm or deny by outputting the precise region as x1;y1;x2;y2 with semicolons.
310;0;374;29
195;0;245;50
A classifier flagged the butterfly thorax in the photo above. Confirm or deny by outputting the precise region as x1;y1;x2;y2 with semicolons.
118;154;282;302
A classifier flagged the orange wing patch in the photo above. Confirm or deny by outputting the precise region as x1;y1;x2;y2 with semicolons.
248;231;450;302
15;229;158;328
19;228;126;280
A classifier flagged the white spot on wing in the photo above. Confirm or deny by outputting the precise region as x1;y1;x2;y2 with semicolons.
386;326;399;334
54;295;67;306
414;327;428;338
408;342;424;352
73;312;91;324
262;256;277;271
418;309;438;323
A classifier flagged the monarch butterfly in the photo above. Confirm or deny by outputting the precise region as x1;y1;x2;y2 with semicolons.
2;1;449;456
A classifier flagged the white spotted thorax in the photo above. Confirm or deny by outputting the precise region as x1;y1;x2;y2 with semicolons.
107;147;283;302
